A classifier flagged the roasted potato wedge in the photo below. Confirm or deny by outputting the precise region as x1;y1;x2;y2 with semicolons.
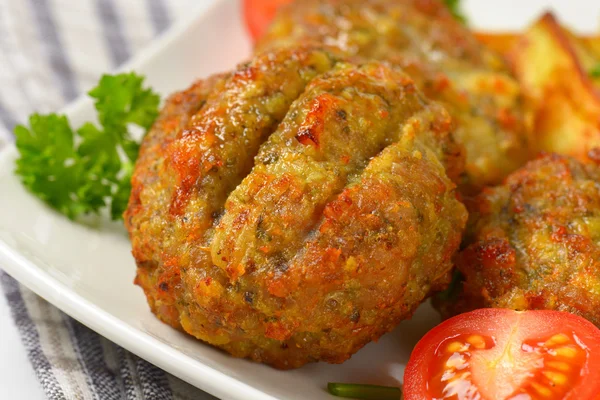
477;31;600;63
582;36;600;62
475;32;519;55
508;12;600;162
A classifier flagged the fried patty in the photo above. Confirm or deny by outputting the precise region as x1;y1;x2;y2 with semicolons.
435;154;600;326
126;46;467;368
258;0;529;193
127;46;340;328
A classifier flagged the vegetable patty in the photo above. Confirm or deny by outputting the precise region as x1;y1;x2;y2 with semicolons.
258;0;530;193
436;154;600;326
126;46;467;368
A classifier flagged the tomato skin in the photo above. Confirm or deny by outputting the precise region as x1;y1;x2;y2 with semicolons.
404;309;600;400
243;0;292;42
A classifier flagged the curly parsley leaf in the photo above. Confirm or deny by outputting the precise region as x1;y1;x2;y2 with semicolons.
444;0;467;24
14;73;160;221
90;73;160;133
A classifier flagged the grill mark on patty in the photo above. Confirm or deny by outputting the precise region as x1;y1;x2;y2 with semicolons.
268;128;466;331
131;47;343;325
210;63;436;287
164;46;340;217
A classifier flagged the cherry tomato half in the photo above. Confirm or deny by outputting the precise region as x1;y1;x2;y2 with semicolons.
243;0;292;41
404;309;600;400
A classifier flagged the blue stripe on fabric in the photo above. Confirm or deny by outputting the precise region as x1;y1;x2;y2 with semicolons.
0;271;68;400
27;0;79;102
136;356;174;400
116;344;175;400
0;10;36;123
63;316;123;400
146;0;171;35
117;346;142;399
94;0;131;67
0;99;19;134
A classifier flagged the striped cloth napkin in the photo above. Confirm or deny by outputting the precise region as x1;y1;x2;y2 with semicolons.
0;0;218;398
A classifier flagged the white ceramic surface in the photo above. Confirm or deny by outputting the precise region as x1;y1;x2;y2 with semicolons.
1;1;598;399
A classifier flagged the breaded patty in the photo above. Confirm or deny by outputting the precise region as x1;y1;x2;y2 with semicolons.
435;154;600;326
127;46;341;328
258;0;529;193
126;47;467;368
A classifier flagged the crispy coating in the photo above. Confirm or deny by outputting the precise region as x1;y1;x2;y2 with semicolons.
127;74;228;328
126;51;467;368
436;154;600;326
258;0;529;193
126;46;341;328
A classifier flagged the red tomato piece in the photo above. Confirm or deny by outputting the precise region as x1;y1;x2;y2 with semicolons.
243;0;292;41
404;309;600;400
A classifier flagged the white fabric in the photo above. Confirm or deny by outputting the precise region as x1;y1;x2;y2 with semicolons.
0;0;194;142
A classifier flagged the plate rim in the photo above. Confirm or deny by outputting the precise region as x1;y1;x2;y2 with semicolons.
0;148;278;400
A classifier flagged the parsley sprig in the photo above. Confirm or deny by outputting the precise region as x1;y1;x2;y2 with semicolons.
590;64;600;78
14;73;160;220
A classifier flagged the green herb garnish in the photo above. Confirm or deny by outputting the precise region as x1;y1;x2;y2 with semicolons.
590;64;600;78
444;0;467;24
327;383;402;400
14;73;160;220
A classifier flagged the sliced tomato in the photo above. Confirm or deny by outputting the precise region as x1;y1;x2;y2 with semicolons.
243;0;292;41
404;309;600;400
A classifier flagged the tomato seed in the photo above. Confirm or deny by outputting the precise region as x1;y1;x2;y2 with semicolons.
545;361;569;372
553;346;577;358
466;335;486;349
530;382;553;397
446;341;465;353
545;333;570;347
542;371;567;385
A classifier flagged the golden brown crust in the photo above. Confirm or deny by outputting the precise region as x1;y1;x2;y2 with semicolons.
258;0;529;193
508;12;600;163
126;75;227;328
436;154;600;326
127;52;467;368
126;46;341;329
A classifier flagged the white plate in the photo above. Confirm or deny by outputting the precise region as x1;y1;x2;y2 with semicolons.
0;1;598;399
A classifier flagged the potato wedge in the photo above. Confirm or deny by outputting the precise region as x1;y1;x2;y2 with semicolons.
507;12;600;162
582;36;600;62
475;32;518;55
477;32;600;61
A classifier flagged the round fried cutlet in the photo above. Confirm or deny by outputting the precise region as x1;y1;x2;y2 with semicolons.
258;0;530;194
436;154;600;326
126;46;467;368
